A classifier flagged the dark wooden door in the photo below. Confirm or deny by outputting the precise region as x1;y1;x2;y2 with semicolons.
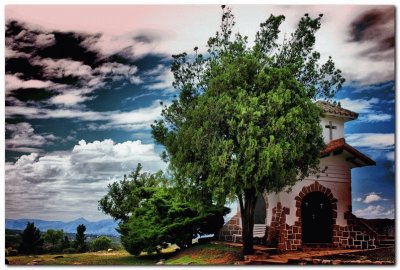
301;192;332;243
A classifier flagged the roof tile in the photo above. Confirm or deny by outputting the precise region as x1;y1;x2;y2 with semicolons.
321;138;375;166
316;101;358;119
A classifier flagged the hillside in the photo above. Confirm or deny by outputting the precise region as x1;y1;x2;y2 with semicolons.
5;218;119;236
359;218;395;236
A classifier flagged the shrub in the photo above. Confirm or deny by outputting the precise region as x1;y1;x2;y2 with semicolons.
119;189;229;255
62;247;77;254
5;247;18;257
91;236;112;251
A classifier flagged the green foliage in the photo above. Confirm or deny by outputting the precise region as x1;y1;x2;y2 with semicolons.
62;247;77;254
74;224;88;252
99;164;229;256
98;163;166;223
18;222;44;254
91;236;113;251
119;188;229;255
43;229;64;248
61;235;70;250
151;6;342;255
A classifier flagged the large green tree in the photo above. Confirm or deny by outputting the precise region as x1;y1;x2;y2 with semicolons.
151;6;344;255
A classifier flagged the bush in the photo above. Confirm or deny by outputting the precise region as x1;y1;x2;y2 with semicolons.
5;247;19;257
119;189;229;255
91;236;112;251
7;248;19;256
62;247;77;254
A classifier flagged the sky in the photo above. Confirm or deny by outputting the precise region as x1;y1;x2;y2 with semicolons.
4;4;395;221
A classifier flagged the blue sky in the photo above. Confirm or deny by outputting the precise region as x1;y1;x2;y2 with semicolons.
4;5;395;221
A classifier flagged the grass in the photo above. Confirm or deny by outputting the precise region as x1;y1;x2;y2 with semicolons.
7;250;159;265
8;243;394;265
166;243;241;265
6;243;242;265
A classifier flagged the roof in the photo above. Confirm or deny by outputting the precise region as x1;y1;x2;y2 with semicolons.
321;138;376;167
316;101;358;120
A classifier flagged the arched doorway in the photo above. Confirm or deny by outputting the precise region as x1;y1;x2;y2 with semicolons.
254;195;266;224
301;192;332;243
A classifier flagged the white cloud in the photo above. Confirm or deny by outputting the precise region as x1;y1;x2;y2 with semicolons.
5;47;30;58
35;33;56;47
359;113;392;122
354;205;394;219
7;59;142;108
5;74;55;92
5;139;167;221
346;133;394;150
385;151;395;161
145;64;174;91
6;122;58;152
105;102;163;130
363;192;387;204
49;90;93;106
353;197;362;202
5;106;104;121
6;101;164;131
338;97;379;113
34;58;93;80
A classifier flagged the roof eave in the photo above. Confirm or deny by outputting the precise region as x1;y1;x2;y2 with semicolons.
323;112;359;121
320;139;376;167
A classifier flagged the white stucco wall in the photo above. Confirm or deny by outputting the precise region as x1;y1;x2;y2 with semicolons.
265;154;352;227
321;116;345;143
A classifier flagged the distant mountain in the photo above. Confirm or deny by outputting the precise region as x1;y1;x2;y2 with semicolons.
5;218;119;236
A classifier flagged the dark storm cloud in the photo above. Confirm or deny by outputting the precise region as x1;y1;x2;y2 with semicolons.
348;7;395;58
5;20;103;87
37;32;102;68
6;57;44;81
5;20;155;108
6;20;104;68
10;88;56;102
133;30;164;44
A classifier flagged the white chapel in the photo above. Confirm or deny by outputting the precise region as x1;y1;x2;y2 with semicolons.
218;101;377;251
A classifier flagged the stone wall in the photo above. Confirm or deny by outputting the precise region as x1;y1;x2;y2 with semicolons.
266;181;377;251
218;181;377;251
217;212;242;242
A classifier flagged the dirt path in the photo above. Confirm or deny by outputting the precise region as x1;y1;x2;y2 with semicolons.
212;241;360;264
265;249;359;264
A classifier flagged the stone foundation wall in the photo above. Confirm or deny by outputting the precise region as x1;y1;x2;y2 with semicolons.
218;182;377;251
272;222;376;251
266;181;377;251
217;212;242;242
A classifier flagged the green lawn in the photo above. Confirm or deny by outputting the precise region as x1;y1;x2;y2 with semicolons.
166;243;241;265
6;243;242;265
7;250;159;265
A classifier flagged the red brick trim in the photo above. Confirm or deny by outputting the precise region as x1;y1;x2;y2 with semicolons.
294;181;339;248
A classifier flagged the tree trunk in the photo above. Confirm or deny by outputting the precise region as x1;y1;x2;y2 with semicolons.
240;188;257;256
